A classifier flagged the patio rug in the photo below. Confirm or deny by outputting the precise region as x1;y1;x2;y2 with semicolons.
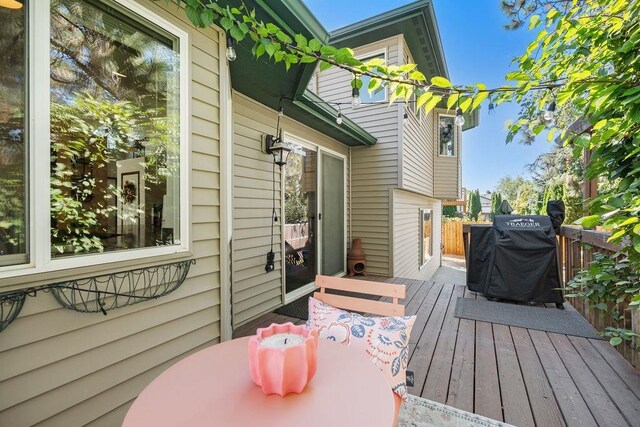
274;290;379;320
454;297;601;339
398;394;514;427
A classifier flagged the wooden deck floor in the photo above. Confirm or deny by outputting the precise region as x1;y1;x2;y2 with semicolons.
234;267;640;427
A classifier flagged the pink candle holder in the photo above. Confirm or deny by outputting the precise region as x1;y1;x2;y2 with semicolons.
248;322;318;396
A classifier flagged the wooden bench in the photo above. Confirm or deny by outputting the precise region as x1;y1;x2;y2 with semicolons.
313;275;406;317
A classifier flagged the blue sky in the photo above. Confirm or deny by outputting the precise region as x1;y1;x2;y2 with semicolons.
303;0;554;193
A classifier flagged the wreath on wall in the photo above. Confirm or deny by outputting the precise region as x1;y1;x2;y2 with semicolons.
123;180;137;204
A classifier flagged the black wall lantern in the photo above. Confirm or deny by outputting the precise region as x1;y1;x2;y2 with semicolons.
265;130;291;168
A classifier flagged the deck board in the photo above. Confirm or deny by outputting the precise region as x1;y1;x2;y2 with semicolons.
233;268;640;426
511;327;566;427
494;323;535;427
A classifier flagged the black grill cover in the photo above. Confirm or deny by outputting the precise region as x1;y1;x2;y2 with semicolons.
483;215;563;304
547;200;565;235
466;225;493;292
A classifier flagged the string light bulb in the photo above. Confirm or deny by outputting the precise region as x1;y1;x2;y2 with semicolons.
278;106;284;117
225;36;237;62
336;111;343;125
454;108;465;127
543;101;556;125
403;111;409;125
352;87;361;108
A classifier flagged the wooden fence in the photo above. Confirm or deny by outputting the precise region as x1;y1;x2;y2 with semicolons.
442;221;489;256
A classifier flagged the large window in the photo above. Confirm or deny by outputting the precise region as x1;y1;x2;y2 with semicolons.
0;0;187;272
50;0;181;257
0;4;28;266
438;115;456;156
419;208;432;266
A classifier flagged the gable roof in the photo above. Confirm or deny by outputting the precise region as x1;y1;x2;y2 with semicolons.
329;1;448;79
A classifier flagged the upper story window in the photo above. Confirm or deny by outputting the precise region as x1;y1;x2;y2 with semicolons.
358;52;386;103
438;114;456;156
1;0;188;273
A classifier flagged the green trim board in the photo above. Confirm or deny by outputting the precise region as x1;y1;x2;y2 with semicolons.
221;0;376;146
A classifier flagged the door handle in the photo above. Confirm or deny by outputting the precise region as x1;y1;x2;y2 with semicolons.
318;213;322;220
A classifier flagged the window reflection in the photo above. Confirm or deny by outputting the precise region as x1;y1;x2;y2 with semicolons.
420;209;432;265
0;4;28;266
49;0;181;257
439;115;455;156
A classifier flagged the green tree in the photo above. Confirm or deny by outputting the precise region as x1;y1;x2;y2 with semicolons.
512;181;538;214
468;190;482;222
442;205;458;218
490;192;503;216
529;147;583;222
495;176;528;205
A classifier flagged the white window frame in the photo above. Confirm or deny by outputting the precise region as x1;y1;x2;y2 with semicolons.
419;208;433;268
437;113;457;157
0;0;191;281
356;48;388;103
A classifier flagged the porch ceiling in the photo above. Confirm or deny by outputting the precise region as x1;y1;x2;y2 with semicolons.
223;0;377;147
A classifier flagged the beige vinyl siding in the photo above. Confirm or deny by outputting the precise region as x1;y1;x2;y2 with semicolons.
232;93;349;328
391;189;442;280
399;40;436;197
433;108;462;199
316;36;402;276
0;2;223;426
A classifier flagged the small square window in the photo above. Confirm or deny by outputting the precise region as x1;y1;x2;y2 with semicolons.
439;115;456;156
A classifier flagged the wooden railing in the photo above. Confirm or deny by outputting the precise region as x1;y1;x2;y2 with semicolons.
558;226;639;369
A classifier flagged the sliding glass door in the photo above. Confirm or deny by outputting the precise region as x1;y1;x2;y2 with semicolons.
319;151;345;277
282;138;346;301
283;145;317;294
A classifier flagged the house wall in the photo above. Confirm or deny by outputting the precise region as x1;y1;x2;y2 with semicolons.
391;189;442;281
433;108;463;200
399;39;436;197
0;2;223;426
315;36;402;276
231;93;350;328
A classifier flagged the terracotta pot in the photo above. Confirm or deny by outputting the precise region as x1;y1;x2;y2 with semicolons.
347;238;367;276
347;238;366;260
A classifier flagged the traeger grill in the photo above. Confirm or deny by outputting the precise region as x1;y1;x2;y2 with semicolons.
466;211;564;307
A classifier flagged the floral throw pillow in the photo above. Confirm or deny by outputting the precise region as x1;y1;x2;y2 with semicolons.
306;296;416;399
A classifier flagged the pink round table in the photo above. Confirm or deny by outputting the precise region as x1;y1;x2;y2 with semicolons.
123;337;395;427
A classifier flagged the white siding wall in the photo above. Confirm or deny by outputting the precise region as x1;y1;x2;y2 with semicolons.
316;36;402;276
0;2;223;426
231;94;349;328
391;189;442;280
